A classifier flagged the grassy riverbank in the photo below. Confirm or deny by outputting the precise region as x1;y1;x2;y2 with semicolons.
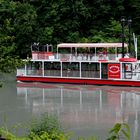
0;113;130;140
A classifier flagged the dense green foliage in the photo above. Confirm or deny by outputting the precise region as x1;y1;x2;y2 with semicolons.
30;113;62;135
1;0;140;71
106;123;130;140
0;128;69;140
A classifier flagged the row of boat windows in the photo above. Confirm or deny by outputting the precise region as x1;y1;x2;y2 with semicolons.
20;62;134;73
21;62;108;78
26;62;101;71
18;62;137;79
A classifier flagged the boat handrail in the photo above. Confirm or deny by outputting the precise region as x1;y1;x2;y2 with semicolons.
31;52;125;61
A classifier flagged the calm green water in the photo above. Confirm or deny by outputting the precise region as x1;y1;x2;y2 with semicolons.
0;74;140;139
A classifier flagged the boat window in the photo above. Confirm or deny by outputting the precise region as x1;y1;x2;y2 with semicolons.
122;63;133;79
81;62;100;78
26;61;42;76
101;63;108;79
44;62;61;76
27;61;42;70
62;62;80;77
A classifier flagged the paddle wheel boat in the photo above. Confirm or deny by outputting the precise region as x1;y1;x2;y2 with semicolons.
16;42;140;86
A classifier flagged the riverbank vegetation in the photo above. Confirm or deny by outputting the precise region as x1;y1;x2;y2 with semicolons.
1;0;140;72
0;113;130;140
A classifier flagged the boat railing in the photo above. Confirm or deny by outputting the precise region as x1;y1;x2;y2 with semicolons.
32;52;121;61
17;69;26;76
59;53;123;61
32;52;57;60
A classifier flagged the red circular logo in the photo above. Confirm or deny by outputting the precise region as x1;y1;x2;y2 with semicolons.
109;66;120;74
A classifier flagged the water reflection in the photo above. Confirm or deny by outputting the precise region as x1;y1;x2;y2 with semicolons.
17;83;140;139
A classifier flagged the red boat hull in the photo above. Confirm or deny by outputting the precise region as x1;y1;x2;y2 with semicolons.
16;76;140;87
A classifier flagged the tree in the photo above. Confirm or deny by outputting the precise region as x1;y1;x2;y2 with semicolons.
0;0;24;74
13;2;37;57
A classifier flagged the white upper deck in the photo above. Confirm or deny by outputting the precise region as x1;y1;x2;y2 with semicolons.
57;43;128;48
31;43;128;61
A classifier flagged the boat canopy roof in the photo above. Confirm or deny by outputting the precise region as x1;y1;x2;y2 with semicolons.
57;43;128;48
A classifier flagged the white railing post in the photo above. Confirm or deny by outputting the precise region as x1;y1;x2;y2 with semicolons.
61;62;62;77
42;61;44;77
120;62;123;79
25;63;27;76
95;47;97;60
80;62;81;78
100;62;102;79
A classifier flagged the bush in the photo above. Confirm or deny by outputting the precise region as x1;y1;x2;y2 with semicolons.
29;112;62;135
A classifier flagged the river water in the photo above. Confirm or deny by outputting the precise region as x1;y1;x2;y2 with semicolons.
0;74;140;139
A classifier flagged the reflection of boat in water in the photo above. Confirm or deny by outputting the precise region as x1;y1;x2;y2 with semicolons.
17;83;140;139
17;82;140;95
17;82;140;115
